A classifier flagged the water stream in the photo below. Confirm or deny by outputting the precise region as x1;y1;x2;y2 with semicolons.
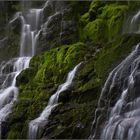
100;44;140;140
124;10;140;33
28;62;82;139
0;2;43;138
90;43;140;140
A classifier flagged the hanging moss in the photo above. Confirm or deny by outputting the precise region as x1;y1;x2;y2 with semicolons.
80;2;129;43
80;12;90;27
100;4;128;40
81;19;108;43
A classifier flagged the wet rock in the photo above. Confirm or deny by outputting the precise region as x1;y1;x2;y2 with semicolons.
37;2;79;53
58;90;71;103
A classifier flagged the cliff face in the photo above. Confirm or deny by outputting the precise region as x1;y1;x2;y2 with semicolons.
37;1;90;53
1;0;140;139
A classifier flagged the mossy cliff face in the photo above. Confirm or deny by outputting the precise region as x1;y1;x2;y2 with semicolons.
6;42;88;138
4;0;140;139
80;1;129;43
7;34;140;139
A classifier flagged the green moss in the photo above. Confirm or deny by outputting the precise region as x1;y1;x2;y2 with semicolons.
6;1;140;139
95;34;140;82
7;42;90;139
80;12;90;27
100;4;128;19
100;4;128;40
81;19;108;43
46;102;95;139
128;1;140;10
89;0;105;15
74;34;140;94
7;33;140;139
80;2;129;43
7;127;22;139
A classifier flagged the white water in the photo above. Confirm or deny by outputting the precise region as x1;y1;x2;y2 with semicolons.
20;8;42;57
124;10;140;33
90;43;140;139
0;57;30;138
90;43;140;140
28;62;82;139
130;10;140;33
0;3;43;138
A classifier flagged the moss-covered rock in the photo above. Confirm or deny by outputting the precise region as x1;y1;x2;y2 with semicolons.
81;19;108;43
100;4;128;40
80;2;128;43
7;32;140;139
42;34;140;139
6;42;91;138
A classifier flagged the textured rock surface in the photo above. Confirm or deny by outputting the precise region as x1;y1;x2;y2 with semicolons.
37;1;90;53
0;1;21;62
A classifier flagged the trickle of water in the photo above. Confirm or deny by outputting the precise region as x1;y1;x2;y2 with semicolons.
124;10;140;33
28;62;82;139
130;11;140;33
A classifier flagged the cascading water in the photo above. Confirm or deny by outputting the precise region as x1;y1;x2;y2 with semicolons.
124;10;140;33
28;62;82;139
129;11;140;33
90;43;140;140
19;8;43;57
0;2;43;138
0;57;31;138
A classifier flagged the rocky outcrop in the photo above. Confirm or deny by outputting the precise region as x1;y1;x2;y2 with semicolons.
37;1;90;53
0;1;21;62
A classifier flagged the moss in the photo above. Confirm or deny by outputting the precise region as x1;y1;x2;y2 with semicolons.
81;19;108;43
99;4;128;19
33;42;87;85
100;4;128;40
6;1;140;139
128;1;140;10
7;42;90;139
45;102;95;139
95;34;140;82
80;12;90;27
74;34;140;94
7;34;140;139
7;127;22;139
89;0;105;14
44;34;140;138
80;2;129;43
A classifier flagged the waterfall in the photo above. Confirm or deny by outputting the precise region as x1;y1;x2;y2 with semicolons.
20;8;42;57
90;43;140;140
28;62;82;139
0;57;31;138
124;10;140;33
0;2;43;138
129;10;140;33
